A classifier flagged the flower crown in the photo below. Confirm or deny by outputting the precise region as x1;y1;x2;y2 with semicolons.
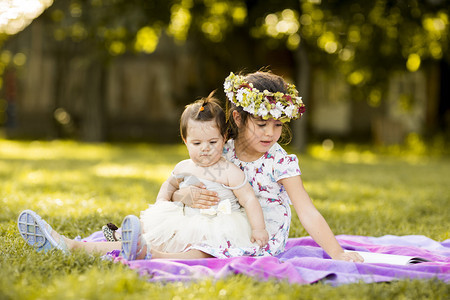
223;72;305;123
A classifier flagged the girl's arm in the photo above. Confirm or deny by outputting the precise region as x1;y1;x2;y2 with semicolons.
280;175;363;262
231;172;269;246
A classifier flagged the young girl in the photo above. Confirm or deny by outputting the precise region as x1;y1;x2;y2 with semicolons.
171;71;363;262
18;71;362;262
121;95;269;259
17;95;269;260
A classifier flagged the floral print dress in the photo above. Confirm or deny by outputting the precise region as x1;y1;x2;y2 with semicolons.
140;174;256;253
191;139;301;258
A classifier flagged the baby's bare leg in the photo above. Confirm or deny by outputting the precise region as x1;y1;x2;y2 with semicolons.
150;248;213;259
63;236;121;255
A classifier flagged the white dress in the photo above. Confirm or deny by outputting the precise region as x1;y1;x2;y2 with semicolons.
140;173;256;253
190;140;301;258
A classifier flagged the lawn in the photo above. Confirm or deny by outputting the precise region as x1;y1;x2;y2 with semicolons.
0;138;449;299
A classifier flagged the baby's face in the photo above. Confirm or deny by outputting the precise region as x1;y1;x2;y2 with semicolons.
184;119;225;167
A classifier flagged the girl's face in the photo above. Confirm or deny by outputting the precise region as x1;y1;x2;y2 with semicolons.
234;112;283;161
184;119;225;167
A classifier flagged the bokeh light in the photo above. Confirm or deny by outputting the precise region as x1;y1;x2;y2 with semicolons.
406;53;421;72
167;1;192;42
261;9;300;49
348;70;364;85
134;26;160;54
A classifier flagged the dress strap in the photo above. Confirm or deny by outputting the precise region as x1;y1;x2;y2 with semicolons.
225;173;248;190
171;172;184;179
172;172;203;186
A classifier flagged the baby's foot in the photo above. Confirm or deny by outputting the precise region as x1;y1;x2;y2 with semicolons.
120;215;151;260
17;210;69;253
50;229;74;250
120;215;140;260
136;236;152;260
102;223;122;242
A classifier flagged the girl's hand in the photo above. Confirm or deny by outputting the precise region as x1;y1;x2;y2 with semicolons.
178;184;219;209
334;251;364;263
251;229;269;247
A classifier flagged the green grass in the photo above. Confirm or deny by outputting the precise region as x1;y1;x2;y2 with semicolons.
0;139;449;299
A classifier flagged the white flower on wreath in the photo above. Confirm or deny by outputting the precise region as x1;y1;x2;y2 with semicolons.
276;101;284;111
285;104;295;118
257;103;269;117
223;80;232;92
226;92;234;102
236;89;245;104
243;102;255;114
270;102;284;119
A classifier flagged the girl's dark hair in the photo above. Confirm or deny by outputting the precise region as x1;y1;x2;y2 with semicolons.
226;71;292;144
180;91;226;141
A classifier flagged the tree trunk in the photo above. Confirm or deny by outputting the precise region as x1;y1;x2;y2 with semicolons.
425;61;440;136
81;59;105;142
291;43;310;153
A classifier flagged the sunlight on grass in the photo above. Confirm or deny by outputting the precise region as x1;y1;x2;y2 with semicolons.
94;163;172;183
1;138;447;239
0;139;448;299
0;139;188;230
308;134;449;165
309;144;379;164
0;140;113;160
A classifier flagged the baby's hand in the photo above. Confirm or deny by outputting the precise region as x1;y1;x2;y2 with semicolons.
251;229;269;247
334;251;364;263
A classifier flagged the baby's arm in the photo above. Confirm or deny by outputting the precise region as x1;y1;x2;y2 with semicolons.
170;160;219;207
280;175;363;262
228;166;268;246
154;162;185;203
155;175;180;202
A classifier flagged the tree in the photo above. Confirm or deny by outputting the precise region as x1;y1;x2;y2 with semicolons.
1;0;448;141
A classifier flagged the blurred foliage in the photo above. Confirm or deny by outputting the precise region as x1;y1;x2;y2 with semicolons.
0;0;448;125
0;0;448;74
43;0;172;57
248;0;449;100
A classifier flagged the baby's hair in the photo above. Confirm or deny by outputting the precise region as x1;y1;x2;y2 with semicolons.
226;71;292;144
180;91;226;141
